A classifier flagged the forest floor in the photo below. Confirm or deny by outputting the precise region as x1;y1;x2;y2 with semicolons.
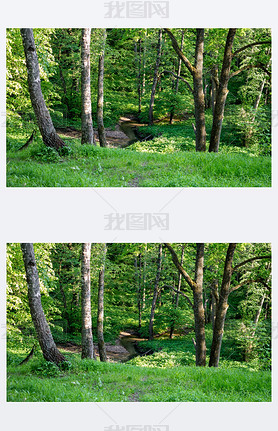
6;116;271;187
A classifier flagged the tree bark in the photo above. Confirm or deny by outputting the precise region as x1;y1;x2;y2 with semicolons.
170;245;184;338
209;243;237;367
97;244;107;362
165;28;206;151
81;29;95;145
209;29;237;152
148;29;163;126
169;30;185;124
149;243;163;340
165;243;206;366
20;243;65;365
135;253;142;329
97;29;107;147
20;29;65;150
81;243;96;359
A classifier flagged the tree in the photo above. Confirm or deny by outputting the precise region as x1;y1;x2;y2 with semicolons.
81;29;95;145
81;243;95;359
148;243;163;340
20;243;65;365
97;29;108;148
97;244;107;362
148;29;163;126
165;28;206;151
20;28;66;150
165;243;206;366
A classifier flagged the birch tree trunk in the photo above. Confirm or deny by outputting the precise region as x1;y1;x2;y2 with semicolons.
149;243;163;340
20;243;65;365
81;243;96;359
97;29;107;147
209;243;237;367
81;29;95;145
97;244;107;362
148;29;162;126
209;29;237;152
20;29;66;150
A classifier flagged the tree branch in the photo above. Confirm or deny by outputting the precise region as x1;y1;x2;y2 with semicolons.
164;243;196;290
162;70;193;93
230;63;271;79
163;284;194;309
233;40;271;57
233;255;271;271
164;29;195;76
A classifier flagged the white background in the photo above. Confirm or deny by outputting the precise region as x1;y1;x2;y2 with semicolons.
0;1;277;430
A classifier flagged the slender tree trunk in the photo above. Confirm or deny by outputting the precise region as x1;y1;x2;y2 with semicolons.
148;29;162;126
135;39;142;114
169;30;184;124
211;65;219;116
209;243;237;367
81;243;96;359
20;29;65;150
81;29;95;145
20;243;65;365
135;253;142;329
170;245;184;338
97;29;107;147
193;244;206;366
209;29;237;152
149;244;163;340
165;243;206;366
193;30;206;152
211;279;219;331
97;244;107;362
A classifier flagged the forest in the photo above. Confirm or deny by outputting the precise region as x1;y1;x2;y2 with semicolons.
7;243;271;402
6;28;271;187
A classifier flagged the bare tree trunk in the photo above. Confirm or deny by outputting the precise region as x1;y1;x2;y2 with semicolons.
81;243;96;359
209;243;237;367
211;65;219;116
20;243;65;365
209;29;237;152
81;29;95;145
20;29;65;150
135;253;142;328
170;245;185;338
135;39;142;114
148;29;162;126
165;243;206;366
149;244;163;340
97;29;107;148
97;244;107;362
165;28;206;151
211;279;219;331
169;30;185;124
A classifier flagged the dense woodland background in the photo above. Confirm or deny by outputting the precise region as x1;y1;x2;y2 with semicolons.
6;28;271;187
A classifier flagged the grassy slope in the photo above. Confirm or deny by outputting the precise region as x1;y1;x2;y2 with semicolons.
6;139;271;188
7;352;271;402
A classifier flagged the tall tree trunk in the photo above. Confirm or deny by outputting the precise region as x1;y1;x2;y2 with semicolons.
209;29;237;152
20;243;65;365
135;39;142;114
169;244;184;338
169;30;185;124
211;279;219;331
135;253;142;329
81;29;95;145
81;243;95;359
97;244;107;362
149;243;163;340
148;29;162;126
20;29;65;150
209;243;237;367
97;29;107;148
165;28;206;151
211;65;219;116
165;243;206;366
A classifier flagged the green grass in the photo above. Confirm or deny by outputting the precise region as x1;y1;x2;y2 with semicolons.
6;132;271;187
7;351;271;402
